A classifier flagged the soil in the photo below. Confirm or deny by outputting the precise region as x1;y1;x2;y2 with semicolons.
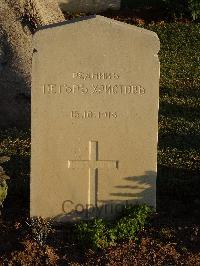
0;214;200;265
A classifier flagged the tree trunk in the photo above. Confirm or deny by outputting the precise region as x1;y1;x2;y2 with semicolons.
0;0;65;127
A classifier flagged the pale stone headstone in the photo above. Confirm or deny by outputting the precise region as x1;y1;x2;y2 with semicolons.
59;0;121;13
31;16;160;222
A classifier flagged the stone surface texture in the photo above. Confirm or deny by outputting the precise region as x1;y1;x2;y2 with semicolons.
31;16;160;221
0;0;65;127
59;0;121;13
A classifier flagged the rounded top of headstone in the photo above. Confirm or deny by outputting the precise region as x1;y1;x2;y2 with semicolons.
33;15;160;54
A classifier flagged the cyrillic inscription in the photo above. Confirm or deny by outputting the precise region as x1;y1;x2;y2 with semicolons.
73;72;120;80
42;83;145;95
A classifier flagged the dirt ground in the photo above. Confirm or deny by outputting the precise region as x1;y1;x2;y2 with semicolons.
0;214;200;265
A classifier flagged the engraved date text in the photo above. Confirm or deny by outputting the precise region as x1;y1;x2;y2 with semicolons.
71;111;118;119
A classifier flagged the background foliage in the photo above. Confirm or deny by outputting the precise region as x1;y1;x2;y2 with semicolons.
121;0;200;20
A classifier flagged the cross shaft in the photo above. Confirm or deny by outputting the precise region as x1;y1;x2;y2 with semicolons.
68;141;118;206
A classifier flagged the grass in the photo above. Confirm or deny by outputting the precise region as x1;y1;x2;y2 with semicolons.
0;129;30;218
0;22;199;221
148;22;200;218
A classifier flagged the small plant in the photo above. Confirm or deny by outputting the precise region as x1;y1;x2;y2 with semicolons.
75;204;153;250
188;0;200;20
26;217;54;246
110;204;153;242
0;156;10;209
75;219;109;249
159;227;175;241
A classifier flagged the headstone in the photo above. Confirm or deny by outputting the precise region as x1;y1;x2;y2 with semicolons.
58;0;121;13
31;16;160;222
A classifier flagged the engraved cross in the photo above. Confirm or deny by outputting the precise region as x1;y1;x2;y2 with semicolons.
68;141;118;206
